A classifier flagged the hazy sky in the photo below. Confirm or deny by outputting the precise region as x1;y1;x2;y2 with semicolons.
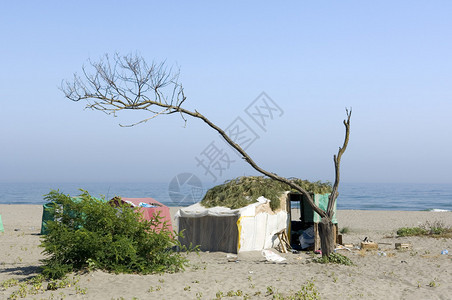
1;1;451;184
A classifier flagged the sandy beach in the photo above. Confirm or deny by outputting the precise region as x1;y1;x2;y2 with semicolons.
0;204;451;299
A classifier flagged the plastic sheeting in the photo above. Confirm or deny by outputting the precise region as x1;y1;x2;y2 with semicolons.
113;198;173;233
237;210;287;252
302;193;337;224
175;198;288;253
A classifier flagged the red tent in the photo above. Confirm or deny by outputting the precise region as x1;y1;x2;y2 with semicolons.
109;197;173;232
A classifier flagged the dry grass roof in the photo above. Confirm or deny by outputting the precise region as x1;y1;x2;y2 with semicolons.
201;176;332;211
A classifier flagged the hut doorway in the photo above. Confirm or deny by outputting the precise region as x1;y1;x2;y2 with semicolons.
287;192;339;251
288;193;314;250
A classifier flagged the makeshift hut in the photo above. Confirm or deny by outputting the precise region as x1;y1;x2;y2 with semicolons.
109;197;173;233
176;176;338;253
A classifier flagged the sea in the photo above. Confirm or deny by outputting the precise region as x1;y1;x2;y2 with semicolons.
0;182;451;211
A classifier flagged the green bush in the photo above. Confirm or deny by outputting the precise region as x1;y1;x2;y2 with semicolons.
397;221;452;238
40;190;190;279
339;227;350;234
313;253;354;266
396;227;427;237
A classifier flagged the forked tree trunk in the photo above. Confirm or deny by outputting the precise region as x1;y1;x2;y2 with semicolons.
318;217;335;256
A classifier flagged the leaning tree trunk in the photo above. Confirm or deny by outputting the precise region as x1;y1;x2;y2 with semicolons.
62;54;352;258
319;109;351;257
318;217;335;256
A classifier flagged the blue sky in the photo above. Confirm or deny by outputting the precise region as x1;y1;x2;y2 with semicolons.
1;1;451;184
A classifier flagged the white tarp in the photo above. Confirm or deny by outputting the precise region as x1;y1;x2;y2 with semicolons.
238;210;287;251
175;197;288;253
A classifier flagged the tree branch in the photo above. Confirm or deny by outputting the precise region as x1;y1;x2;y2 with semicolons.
61;53;353;220
327;108;352;217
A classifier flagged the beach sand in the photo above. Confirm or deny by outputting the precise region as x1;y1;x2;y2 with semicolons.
1;204;451;299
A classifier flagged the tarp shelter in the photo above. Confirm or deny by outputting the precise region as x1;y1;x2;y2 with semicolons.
175;196;288;254
109;197;173;233
41;196;107;235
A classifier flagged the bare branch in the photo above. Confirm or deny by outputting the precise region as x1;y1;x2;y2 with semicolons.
119;107;172;127
62;53;353;221
327;108;352;217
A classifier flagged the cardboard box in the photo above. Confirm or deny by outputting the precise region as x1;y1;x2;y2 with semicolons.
361;242;378;250
395;243;412;250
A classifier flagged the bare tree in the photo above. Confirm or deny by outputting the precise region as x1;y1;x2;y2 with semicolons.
62;53;351;256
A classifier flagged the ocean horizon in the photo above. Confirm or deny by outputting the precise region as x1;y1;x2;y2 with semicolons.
0;181;451;212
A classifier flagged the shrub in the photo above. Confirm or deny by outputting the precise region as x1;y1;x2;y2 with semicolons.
396;227;427;237
339;227;350;234
313;253;354;266
294;279;321;300
40;190;190;279
397;221;452;238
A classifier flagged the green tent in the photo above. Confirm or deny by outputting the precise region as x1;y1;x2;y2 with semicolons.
41;202;58;235
40;196;106;235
